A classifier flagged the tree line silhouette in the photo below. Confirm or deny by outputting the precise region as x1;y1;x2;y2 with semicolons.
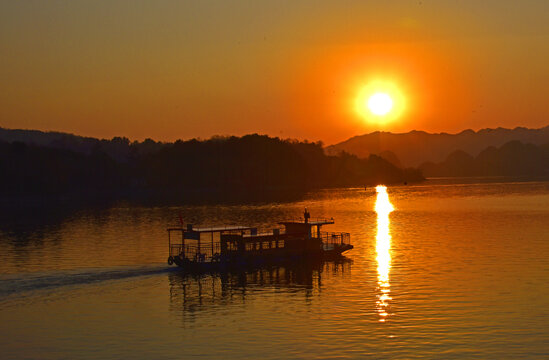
0;134;422;203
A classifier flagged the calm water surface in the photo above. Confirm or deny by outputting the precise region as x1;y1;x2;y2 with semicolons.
1;182;548;359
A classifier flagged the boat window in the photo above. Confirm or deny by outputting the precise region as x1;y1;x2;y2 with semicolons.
226;242;238;251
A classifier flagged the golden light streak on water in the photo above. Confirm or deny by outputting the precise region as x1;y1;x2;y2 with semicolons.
375;185;394;322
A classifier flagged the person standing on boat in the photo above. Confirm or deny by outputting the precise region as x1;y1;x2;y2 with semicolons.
304;208;310;223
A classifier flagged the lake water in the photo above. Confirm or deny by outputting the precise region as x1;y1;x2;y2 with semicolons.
1;182;548;359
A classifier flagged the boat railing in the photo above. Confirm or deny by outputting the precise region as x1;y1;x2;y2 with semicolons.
170;243;222;263
170;244;182;257
318;232;351;245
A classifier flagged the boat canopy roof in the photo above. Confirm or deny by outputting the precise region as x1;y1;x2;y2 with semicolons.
279;218;334;226
167;225;255;233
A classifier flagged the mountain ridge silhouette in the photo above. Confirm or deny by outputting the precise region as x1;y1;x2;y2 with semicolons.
326;125;549;167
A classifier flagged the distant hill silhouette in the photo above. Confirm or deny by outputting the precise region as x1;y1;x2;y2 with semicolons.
0;127;163;162
0;130;423;204
419;140;549;177
326;126;549;167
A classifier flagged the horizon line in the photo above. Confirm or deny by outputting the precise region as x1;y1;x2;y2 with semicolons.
1;123;549;147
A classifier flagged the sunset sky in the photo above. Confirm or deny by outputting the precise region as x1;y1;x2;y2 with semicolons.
1;1;549;144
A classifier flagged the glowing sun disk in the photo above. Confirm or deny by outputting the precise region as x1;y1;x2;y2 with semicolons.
354;80;406;124
368;93;393;116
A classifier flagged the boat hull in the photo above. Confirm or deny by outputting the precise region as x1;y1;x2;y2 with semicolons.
171;244;353;272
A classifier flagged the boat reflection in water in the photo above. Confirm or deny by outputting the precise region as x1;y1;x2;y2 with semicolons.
168;260;351;319
375;185;394;322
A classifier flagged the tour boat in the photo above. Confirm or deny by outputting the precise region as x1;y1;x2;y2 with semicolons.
167;211;353;270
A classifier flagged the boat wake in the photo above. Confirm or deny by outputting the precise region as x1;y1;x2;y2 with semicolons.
0;265;176;297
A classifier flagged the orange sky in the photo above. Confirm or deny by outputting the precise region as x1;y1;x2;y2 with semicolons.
1;1;549;144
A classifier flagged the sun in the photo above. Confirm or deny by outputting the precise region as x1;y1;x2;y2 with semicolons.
354;80;406;124
368;93;393;116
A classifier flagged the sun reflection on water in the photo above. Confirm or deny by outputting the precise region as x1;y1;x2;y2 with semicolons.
375;185;394;322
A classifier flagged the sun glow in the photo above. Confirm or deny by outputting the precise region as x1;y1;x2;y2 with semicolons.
375;185;394;322
368;93;393;116
355;80;406;124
